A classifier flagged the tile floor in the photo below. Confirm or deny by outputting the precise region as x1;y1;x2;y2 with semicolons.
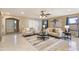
0;34;37;51
0;33;78;51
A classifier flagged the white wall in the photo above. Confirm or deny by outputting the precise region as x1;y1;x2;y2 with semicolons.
19;18;28;32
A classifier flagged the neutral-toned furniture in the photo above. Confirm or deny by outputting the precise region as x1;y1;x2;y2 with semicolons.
22;28;35;36
47;28;63;38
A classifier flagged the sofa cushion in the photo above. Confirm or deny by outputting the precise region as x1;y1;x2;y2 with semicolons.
49;28;52;32
47;28;63;38
52;29;56;33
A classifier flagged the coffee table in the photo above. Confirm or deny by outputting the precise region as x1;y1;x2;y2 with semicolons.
37;32;49;41
63;32;71;40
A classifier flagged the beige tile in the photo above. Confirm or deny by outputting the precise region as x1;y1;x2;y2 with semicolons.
0;34;37;51
0;33;78;51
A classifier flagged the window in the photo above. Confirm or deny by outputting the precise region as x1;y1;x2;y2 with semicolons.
28;19;42;32
68;17;78;24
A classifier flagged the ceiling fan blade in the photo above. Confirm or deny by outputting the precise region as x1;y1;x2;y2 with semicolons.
40;10;51;16
46;13;51;15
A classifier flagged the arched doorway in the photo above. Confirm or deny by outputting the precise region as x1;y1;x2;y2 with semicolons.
5;18;19;34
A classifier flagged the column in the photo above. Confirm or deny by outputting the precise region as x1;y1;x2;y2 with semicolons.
0;11;2;41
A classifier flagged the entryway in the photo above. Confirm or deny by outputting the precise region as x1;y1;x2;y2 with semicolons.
5;18;19;34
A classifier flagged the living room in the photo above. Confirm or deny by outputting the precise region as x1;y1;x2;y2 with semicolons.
0;8;79;51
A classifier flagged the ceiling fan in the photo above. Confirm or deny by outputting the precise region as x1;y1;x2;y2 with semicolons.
40;10;51;17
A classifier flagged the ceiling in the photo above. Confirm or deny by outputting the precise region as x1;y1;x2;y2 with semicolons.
0;8;79;19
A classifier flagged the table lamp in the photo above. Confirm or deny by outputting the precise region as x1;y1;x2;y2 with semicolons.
65;25;70;32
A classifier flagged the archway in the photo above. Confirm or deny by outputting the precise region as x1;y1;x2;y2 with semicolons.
5;18;19;34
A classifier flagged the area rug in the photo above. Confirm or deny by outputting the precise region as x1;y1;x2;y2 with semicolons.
26;35;69;51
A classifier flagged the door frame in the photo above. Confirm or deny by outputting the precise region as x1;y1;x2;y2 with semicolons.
5;18;19;34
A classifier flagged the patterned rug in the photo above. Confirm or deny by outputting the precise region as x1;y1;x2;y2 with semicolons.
26;35;69;51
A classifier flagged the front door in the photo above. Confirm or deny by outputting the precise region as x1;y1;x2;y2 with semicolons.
5;18;19;34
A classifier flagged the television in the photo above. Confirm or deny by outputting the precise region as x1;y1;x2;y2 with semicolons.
68;17;78;24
